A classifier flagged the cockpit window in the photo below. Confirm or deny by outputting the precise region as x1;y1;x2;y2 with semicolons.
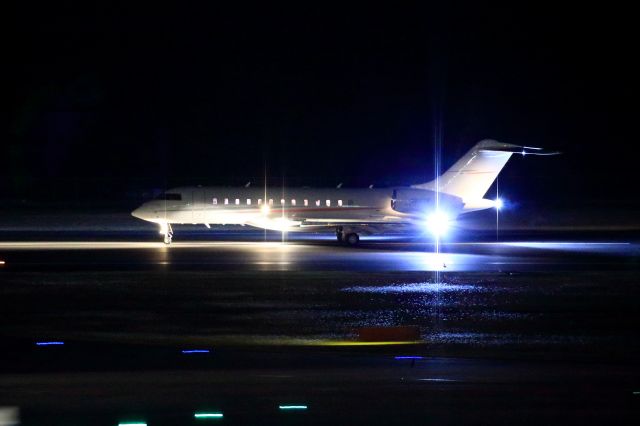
158;193;182;200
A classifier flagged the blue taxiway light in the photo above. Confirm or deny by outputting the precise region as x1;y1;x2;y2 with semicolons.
182;349;210;354
36;341;64;346
394;356;423;360
194;412;223;419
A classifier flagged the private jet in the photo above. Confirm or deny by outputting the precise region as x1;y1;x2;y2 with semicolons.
131;140;557;244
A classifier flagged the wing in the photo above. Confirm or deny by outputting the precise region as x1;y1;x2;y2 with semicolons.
299;217;414;234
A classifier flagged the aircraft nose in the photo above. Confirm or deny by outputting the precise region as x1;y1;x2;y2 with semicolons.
131;207;145;219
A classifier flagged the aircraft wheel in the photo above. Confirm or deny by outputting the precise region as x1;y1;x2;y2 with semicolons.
345;232;359;246
336;231;344;243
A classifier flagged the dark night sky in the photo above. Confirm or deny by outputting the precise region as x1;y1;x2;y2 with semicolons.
6;2;638;204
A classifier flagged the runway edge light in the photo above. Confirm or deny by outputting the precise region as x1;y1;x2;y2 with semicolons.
182;349;210;354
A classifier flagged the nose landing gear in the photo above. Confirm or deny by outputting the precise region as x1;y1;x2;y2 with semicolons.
160;223;173;245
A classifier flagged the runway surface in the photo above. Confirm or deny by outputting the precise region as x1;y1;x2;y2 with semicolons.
0;239;638;272
1;234;639;424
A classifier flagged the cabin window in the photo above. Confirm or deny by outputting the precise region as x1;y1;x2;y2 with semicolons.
212;198;217;205
269;199;274;205
224;198;229;205
280;199;286;205
258;199;262;205
235;198;240;205
315;200;320;206
338;199;343;206
348;199;354;206
325;200;331;206
291;199;296;206
304;199;308;206
246;199;251;205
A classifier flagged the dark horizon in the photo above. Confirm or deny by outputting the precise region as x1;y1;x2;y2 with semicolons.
7;3;638;206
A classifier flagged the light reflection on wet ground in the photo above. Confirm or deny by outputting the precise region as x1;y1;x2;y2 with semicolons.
1;269;638;355
1;237;640;424
344;282;478;293
0;240;637;272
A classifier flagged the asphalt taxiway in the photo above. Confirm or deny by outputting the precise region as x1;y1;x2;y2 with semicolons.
1;234;639;425
0;239;637;272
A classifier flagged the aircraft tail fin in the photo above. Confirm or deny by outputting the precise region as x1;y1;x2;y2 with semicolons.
411;140;556;201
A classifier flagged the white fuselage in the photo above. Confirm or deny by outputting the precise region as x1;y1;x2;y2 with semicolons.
132;186;423;232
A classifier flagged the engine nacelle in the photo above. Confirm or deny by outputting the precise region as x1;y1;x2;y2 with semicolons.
391;188;464;216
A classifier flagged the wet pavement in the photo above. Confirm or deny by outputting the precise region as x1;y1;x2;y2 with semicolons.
1;234;639;424
0;238;638;272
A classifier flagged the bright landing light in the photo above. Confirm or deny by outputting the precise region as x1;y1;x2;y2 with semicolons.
494;198;503;210
426;211;450;237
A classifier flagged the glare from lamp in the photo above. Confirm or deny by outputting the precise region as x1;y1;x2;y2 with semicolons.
426;211;450;237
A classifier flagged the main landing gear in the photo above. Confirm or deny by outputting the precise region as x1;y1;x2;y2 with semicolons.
336;227;360;246
160;223;173;245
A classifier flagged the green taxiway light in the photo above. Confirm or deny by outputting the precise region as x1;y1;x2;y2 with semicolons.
195;412;224;419
118;423;147;426
279;405;308;410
